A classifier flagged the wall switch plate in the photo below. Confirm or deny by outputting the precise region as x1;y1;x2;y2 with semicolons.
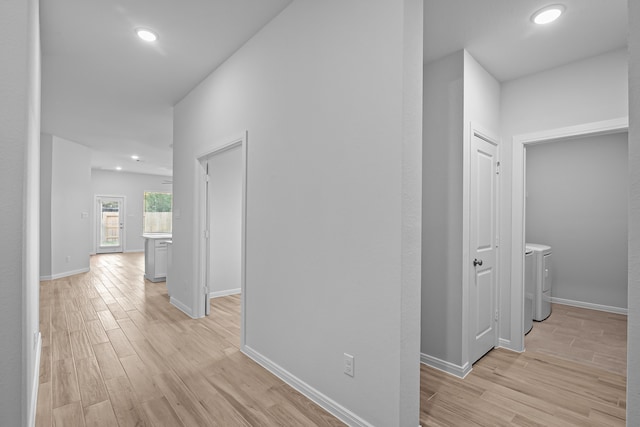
344;353;354;377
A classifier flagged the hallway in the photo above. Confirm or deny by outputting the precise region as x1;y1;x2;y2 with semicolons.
36;253;344;426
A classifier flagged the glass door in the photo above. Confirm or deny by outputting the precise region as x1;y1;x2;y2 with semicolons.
97;196;124;253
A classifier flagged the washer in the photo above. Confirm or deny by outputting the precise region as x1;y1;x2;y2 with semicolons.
526;243;552;321
524;248;534;334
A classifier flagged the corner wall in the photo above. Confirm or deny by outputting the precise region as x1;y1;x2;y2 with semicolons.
421;51;465;369
172;1;422;425
0;0;41;424
627;1;640;422
40;136;92;280
421;50;500;374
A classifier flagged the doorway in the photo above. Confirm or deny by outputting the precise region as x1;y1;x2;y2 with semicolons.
196;132;247;346
510;117;628;350
96;196;125;253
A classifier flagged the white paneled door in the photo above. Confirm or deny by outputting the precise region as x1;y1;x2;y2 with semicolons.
469;130;499;365
97;196;124;253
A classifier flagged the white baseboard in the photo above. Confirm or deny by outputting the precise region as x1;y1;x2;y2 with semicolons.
124;249;144;253
243;345;374;427
209;288;241;299
551;297;628;315
29;332;42;427
419;353;471;379
170;296;196;318
40;267;90;281
498;338;524;353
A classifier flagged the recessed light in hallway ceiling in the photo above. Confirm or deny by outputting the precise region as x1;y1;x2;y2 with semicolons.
136;28;158;42
532;4;565;25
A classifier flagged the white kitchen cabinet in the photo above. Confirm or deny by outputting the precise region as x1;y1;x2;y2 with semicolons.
143;233;171;282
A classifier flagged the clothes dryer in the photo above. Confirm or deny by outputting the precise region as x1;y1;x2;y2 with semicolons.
526;243;552;321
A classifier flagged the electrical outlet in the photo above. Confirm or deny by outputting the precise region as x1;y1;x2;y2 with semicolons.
344;353;354;377
66;256;71;263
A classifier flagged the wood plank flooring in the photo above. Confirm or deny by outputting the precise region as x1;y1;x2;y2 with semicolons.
36;253;345;427
420;305;627;426
37;253;627;426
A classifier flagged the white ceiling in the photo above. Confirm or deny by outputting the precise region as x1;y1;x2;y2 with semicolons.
40;0;292;176
41;1;628;176
424;0;627;81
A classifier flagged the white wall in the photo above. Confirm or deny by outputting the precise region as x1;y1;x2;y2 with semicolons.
422;51;464;367
628;1;640;422
173;1;422;425
499;48;628;344
208;146;242;296
0;0;40;424
421;50;500;373
40;133;53;278
40;136;92;279
91;169;172;253
526;133;628;309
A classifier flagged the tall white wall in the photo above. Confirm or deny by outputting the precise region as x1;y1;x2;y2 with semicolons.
91;169;172;253
499;48;628;343
173;1;422;425
0;0;41;424
421;50;500;373
422;51;464;366
208;146;242;296
42;136;92;279
526;133;628;310
628;1;640;423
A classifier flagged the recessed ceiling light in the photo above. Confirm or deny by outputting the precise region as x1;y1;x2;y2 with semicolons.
131;155;139;160
116;166;122;171
532;5;565;25
136;28;158;42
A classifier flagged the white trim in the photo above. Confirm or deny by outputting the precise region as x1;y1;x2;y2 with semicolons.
28;332;41;427
419;353;471;379
169;296;198;319
552;298;628;315
40;267;90;281
209;288;241;299
195;131;248;348
124;249;144;254
498;338;523;353
243;345;374;427
509;117;628;354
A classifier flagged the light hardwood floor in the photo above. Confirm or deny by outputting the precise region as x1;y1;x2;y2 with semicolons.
420;305;627;426
36;253;345;426
38;253;627;426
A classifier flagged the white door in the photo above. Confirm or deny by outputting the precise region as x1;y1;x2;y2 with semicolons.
97;196;124;253
469;131;499;364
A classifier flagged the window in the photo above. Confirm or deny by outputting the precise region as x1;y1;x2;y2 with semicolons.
143;192;172;233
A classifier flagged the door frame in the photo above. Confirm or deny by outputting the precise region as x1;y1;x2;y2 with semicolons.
195;131;248;348
95;195;126;254
465;124;500;367
509;117;628;352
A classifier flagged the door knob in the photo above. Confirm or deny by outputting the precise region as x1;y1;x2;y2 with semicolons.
473;258;483;267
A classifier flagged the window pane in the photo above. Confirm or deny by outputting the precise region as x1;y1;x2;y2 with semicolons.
143;192;172;233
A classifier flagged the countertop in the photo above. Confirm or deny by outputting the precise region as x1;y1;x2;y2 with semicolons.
142;233;172;240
